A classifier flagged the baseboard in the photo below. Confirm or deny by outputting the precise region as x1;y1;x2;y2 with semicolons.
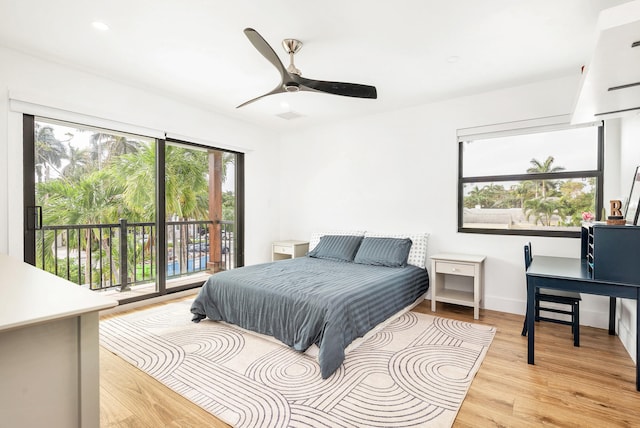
100;288;200;316
485;295;610;329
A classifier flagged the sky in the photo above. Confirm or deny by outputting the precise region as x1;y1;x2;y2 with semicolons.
462;126;598;177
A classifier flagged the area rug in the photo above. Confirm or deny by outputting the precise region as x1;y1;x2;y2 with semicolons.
100;299;495;428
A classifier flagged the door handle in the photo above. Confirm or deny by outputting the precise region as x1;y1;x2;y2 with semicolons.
26;206;42;230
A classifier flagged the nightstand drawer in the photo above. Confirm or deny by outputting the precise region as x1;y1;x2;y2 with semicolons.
273;245;292;254
272;240;309;262
435;261;475;276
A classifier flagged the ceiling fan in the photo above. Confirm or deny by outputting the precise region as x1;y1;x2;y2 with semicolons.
237;28;377;108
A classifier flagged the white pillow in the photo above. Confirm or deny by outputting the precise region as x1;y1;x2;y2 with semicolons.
308;230;366;252
363;232;429;269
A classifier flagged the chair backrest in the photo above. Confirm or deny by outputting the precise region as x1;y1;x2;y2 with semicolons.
524;242;532;269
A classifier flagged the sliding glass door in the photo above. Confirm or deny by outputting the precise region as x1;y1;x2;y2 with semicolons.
24;116;157;294
164;140;240;290
23;115;243;303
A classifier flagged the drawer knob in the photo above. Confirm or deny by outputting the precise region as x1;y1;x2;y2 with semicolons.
452;268;458;272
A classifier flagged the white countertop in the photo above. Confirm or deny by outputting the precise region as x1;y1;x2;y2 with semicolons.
0;253;118;333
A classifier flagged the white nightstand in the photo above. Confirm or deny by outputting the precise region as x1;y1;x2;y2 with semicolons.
430;253;486;319
272;240;310;261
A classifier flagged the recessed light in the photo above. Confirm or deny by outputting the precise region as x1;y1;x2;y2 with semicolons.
92;21;110;31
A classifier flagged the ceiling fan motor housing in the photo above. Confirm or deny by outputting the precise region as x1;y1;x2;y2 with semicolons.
284;81;300;92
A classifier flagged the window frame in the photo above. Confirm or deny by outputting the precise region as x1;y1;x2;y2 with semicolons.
457;120;604;238
23;114;245;304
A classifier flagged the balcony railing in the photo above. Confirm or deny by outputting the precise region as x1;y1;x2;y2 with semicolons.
35;219;234;291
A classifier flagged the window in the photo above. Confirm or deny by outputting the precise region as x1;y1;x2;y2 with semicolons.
458;117;603;237
24;115;244;303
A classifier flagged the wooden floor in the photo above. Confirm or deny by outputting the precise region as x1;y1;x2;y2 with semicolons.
100;298;640;427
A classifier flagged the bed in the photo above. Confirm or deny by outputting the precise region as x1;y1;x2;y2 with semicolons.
190;232;430;378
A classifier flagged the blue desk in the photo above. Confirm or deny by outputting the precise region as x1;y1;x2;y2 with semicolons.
526;256;640;391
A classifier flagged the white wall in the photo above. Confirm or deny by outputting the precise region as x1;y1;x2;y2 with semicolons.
618;115;640;362
0;46;281;264
277;75;617;329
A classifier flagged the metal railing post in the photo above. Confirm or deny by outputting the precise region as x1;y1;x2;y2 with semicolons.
39;219;224;291
119;218;130;292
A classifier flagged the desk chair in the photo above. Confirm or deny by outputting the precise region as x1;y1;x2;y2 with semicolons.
521;242;581;347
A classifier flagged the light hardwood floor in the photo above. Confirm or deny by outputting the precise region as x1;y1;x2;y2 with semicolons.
100;298;640;427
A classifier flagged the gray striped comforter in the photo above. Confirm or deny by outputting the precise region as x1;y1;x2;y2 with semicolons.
191;257;429;378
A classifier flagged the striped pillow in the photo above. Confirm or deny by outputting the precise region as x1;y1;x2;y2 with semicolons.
364;232;429;269
308;230;365;252
354;237;413;267
308;235;364;262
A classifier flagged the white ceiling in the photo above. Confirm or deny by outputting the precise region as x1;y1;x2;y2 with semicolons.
0;0;630;130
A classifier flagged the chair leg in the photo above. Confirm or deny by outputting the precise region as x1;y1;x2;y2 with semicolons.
521;314;528;337
574;302;580;347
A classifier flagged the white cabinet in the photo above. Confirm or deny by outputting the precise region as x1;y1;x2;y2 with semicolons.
430;253;486;320
272;240;309;261
572;1;640;124
0;253;118;428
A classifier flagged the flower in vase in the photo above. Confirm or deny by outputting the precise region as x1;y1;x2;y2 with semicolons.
582;212;595;221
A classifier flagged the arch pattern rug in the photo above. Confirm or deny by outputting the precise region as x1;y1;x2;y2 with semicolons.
100;299;495;427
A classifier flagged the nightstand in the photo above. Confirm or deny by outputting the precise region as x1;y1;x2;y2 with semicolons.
430;253;486;319
272;240;309;261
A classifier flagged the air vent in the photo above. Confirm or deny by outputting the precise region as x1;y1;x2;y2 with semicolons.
275;111;304;120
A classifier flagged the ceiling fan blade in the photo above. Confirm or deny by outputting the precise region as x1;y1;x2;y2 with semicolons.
236;85;286;108
243;28;288;80
239;28;377;107
295;76;377;99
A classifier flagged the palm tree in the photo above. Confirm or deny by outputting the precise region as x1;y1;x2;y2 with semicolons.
165;145;209;220
111;143;209;274
511;181;536;208
36;136;223;286
37;170;124;287
89;132;142;170
62;144;92;180
465;185;487;208
165;146;209;271
527;156;565;198
109;144;156;221
483;183;508;208
35;124;67;183
524;197;564;227
558;181;595;226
